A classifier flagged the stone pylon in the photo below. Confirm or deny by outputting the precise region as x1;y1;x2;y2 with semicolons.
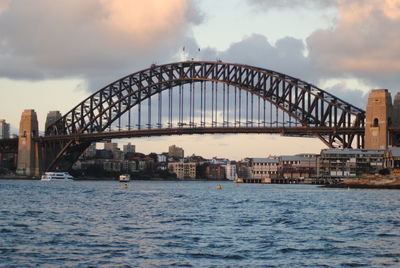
364;89;392;150
392;93;400;128
45;111;62;133
390;93;400;147
16;109;40;177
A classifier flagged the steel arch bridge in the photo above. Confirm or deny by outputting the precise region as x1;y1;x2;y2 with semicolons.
42;61;365;171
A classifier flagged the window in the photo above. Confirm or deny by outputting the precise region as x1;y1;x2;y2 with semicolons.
373;118;379;127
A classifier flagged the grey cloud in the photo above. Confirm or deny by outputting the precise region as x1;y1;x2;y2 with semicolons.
307;1;400;90
0;0;202;91
217;34;316;82
324;83;368;109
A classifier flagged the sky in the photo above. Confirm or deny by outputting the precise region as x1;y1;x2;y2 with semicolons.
1;0;400;160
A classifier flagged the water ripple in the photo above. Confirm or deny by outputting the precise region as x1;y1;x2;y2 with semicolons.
0;180;399;267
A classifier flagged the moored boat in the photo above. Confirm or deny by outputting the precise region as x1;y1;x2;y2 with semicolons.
41;172;74;181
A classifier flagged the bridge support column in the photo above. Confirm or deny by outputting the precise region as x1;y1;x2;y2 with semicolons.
365;89;392;149
16;109;40;177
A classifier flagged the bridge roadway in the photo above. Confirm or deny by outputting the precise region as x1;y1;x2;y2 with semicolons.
0;126;366;152
38;126;364;141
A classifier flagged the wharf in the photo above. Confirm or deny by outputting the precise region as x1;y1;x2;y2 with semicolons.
235;178;271;184
0;175;38;180
325;175;400;189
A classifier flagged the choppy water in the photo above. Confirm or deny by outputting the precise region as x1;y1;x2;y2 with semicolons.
0;180;399;267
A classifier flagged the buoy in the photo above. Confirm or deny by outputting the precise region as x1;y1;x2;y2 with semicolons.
122;183;129;188
216;185;222;190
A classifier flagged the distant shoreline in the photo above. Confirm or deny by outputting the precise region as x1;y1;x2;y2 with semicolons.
0;175;230;182
322;184;400;190
0;176;39;180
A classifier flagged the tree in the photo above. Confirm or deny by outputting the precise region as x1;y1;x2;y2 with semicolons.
148;152;158;163
378;168;390;175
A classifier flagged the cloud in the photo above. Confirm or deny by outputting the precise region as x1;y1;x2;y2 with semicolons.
246;0;337;10
195;34;316;83
0;0;9;13
307;0;400;89
242;0;400;91
0;0;202;90
324;82;369;109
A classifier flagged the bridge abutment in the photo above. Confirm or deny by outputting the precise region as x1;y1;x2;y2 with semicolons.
16;109;40;177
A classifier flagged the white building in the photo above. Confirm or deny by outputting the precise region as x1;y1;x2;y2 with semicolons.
224;163;237;180
157;153;168;163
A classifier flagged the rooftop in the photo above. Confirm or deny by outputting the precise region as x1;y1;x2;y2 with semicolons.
251;158;279;163
321;148;385;155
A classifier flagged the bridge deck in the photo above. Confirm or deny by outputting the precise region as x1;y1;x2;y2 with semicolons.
37;127;365;142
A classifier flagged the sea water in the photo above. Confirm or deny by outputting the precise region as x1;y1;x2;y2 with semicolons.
0;180;399;267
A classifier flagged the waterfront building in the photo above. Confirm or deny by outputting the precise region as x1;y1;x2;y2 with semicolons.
103;141;125;160
103;160;123;172
156;153;168;170
384;147;400;174
236;161;251;179
278;155;317;179
122;160;137;173
168;162;196;179
168;145;184;159
205;164;226;180
96;149;113;159
125;153;154;171
157;153;168;163
104;141;118;152
113;150;124;161
317;149;385;180
82;143;97;159
250;158;279;179
224;163;237;181
123;143;135;153
0;119;10;139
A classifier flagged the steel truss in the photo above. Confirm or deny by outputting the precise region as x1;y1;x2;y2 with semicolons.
43;61;365;171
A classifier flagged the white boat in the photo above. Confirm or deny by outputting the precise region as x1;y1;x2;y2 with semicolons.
119;174;131;182
41;172;74;181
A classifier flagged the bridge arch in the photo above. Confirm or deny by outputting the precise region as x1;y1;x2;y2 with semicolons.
44;61;365;171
